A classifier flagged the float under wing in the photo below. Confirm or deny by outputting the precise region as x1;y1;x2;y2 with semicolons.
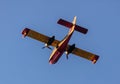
22;28;99;64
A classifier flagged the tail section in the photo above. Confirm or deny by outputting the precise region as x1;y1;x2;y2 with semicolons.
72;16;77;25
69;16;77;33
57;16;88;34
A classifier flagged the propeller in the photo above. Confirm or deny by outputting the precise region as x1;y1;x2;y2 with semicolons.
42;43;52;50
65;51;69;60
66;55;69;60
42;36;55;50
65;44;75;60
42;46;52;50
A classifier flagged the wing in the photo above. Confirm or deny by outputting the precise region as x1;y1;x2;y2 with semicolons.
71;47;99;64
22;28;99;64
22;28;60;47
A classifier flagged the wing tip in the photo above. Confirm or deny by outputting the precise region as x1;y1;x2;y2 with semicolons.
22;28;30;37
92;55;99;64
83;28;88;34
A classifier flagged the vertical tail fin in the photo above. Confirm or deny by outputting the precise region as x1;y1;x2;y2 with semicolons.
72;16;77;25
69;16;77;33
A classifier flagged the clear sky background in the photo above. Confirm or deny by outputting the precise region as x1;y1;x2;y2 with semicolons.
0;0;120;84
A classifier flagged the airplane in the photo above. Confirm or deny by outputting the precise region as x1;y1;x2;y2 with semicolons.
22;16;99;64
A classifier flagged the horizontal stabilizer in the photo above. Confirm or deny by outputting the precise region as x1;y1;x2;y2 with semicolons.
57;19;88;34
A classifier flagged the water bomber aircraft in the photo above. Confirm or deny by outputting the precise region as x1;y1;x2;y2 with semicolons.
22;16;99;64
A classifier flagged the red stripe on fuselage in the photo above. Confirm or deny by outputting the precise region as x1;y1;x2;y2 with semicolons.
49;16;76;64
49;32;73;64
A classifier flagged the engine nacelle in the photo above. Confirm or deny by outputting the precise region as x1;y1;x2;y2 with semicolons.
65;44;75;55
43;36;55;49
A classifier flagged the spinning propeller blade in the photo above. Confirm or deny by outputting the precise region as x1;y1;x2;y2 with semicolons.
42;46;52;50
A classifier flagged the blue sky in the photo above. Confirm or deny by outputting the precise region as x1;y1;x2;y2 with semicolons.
0;0;120;84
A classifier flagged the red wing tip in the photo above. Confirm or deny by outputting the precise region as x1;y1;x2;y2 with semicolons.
92;55;99;64
22;28;30;37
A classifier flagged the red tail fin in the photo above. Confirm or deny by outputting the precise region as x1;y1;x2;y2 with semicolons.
57;19;88;34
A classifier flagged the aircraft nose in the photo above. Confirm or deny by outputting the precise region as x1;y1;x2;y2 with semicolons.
49;60;53;64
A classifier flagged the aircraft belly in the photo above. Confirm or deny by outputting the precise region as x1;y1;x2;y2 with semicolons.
49;50;63;64
58;34;72;51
